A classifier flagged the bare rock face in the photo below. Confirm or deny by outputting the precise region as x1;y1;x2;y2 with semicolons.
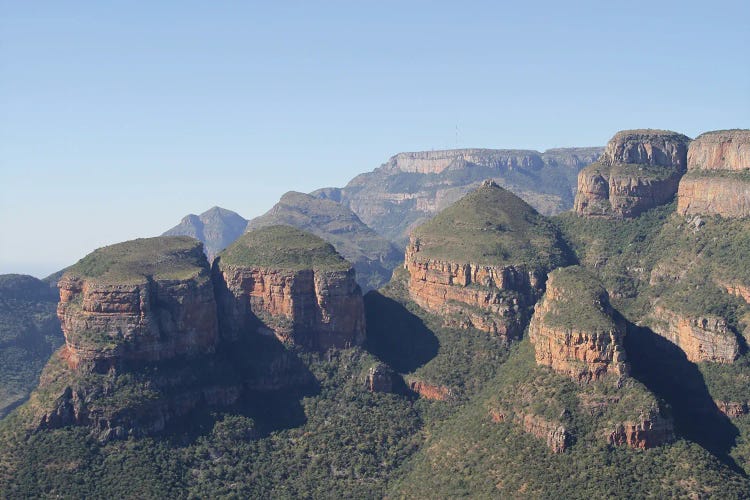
57;237;219;372
575;129;691;218
677;129;750;218
606;408;674;449
601;129;690;169
529;267;629;383
648;305;739;363
715;400;749;418
489;407;570;453
406;377;452;401
686;130;750;172
215;226;365;350
403;182;569;339
365;363;394;393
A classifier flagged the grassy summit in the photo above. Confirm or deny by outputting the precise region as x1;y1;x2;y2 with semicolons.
410;181;568;268
543;266;617;333
67;236;207;283
218;225;351;271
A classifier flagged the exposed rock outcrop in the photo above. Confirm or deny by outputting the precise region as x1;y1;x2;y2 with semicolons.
365;363;394;393
214;226;365;350
575;129;691;218
404;182;569;339
606;408;674;449
246;191;402;291
528;267;629;383
57;237;219;372
677;130;750;218
489;407;570;453
313;146;602;244
648;305;739;363
715;400;750;418
407;378;452;401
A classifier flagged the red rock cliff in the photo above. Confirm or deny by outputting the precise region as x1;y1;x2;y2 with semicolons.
575;129;690;218
528;267;629;383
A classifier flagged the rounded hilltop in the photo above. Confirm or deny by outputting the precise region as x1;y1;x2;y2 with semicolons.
410;180;567;269
218;225;352;271
65;236;208;283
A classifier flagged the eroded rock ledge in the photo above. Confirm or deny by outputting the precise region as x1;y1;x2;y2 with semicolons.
528;266;629;383
677;130;750;218
575;129;691;218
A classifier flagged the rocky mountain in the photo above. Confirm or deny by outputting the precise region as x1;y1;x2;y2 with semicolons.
214;225;366;350
677;129;750;218
246;191;402;291
162;206;248;261
313;146;602;245
0;274;63;418
574;129;691;218
404;180;570;340
4;129;750;498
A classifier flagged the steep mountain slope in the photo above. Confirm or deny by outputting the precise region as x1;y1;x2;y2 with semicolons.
162;206;248;261
313;146;602;245
0;275;63;418
246;191;402;290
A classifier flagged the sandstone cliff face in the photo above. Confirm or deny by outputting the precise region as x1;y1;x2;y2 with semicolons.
406;377;452;401
648;305;739;363
601;130;689;169
715;400;749;418
489;407;570;453
528;268;629;383
215;226;366;350
575;130;690;218
606;408;674;449
57;239;219;372
58;273;218;372
404;239;542;339
677;130;750;218
216;265;365;350
686;130;750;172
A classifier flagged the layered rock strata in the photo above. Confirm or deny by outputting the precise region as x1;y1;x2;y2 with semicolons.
606;408;675;449
215;226;366;350
528;267;629;382
57;237;219;372
575;129;691;218
404;181;569;339
648;305;739;363
489;407;570;453
677;130;750;218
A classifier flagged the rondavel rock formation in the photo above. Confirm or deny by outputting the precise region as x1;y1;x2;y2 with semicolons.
526;266;673;450
23;230;365;441
214;225;366;351
528;266;629;383
574;129;691;218
677;129;750;218
403;180;570;340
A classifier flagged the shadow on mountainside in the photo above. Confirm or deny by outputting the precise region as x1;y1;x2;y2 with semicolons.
362;291;439;373
623;319;744;475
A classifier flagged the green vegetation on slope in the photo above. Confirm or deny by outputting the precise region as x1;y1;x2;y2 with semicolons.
542;266;616;332
0;274;63;419
218;225;351;271
412;182;569;269
68;236;207;283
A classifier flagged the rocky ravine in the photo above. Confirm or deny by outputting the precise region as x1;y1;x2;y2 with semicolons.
314;146;602;245
404;181;570;340
575;129;691;218
214;225;366;350
677;129;750;218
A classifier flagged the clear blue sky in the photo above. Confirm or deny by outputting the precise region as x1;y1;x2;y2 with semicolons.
1;1;748;277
